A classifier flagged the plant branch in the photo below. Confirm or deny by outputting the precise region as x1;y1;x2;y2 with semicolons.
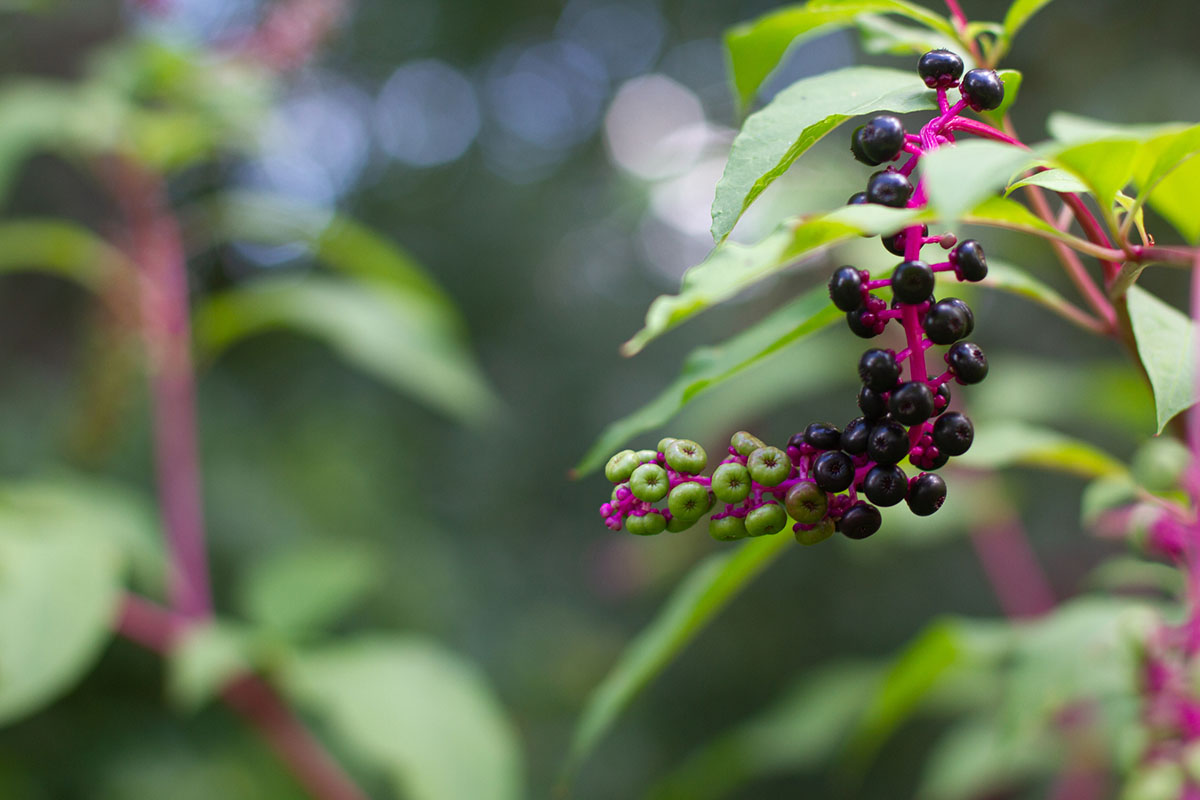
943;0;985;66
969;515;1056;619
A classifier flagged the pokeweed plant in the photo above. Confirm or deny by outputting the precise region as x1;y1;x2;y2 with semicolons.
568;0;1200;797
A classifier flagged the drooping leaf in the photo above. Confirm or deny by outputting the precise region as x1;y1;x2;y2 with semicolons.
1005;168;1088;195
284;637;524;800
956;421;1129;479
724;3;954;111
921;140;1037;221
982;259;1099;332
711;66;936;242
563;534;792;782
1002;0;1058;41
167;622;252;712
0;220;131;289
1126;286;1198;433
856;14;962;56
194;276;498;423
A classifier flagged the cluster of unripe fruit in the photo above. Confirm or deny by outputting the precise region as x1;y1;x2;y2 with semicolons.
596;50;996;545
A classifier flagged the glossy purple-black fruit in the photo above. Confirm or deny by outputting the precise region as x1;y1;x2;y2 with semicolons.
960;68;1005;111
856;115;906;164
829;266;865;311
918;49;964;89
891;260;935;304
804;422;842;451
950;239;987;281
882;224;929;257
841;416;871;454
839;502;882;539
864;464;908;507
813;450;855;493
847;307;881;338
932;412;974;456
847;191;869;205
907;472;947;516
889;381;935;425
850;125;878;165
924;299;971;344
947;341;988;384
933;383;952;416
866;170;914;208
867;419;910;465
858;387;888;420
858;348;900;392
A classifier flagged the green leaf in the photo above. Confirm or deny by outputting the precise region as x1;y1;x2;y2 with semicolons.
576;285;841;476
1005;168;1088;195
1002;0;1057;41
239;542;380;637
194;276;498;424
956;421;1129;478
0;481;133;725
856;14;962;56
563;534;792;782
1126;286;1198;433
1080;474;1139;526
0;220;131;289
632;204;919;355
1141;154;1200;244
1053;139;1140;222
921;140;1037;221
919;717;1055;800
724;3;954;111
982;259;1096;331
167;622;252;712
962;196;1082;247
283;637;523;800
711;66;936;242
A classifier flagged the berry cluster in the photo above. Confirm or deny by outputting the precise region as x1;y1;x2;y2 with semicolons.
598;50;998;545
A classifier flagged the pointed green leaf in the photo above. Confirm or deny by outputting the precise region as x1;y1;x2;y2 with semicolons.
1002;0;1057;40
921;139;1038;221
1126;286;1197;432
0;220;131;289
1141;155;1200;244
725;3;953;111
1005;168;1088;195
1053;139;1139;221
711;66;936;242
167;622;252;712
856;14;962;56
563;534;792;782
982;259;1098;332
956;421;1129;478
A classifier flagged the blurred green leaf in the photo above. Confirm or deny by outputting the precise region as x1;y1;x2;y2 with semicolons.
1002;0;1057;41
1140;155;1200;244
856;14;961;56
630;204;920;355
1086;557;1184;597
982;259;1097;332
918;716;1055;800
0;220;130;289
1126;286;1197;433
724;3;953;112
194;276;497;424
1053;139;1139;224
563;534;792;783
921;140;1038;221
0;81;104;200
711;66;936;242
962;196;1085;249
577;285;840;476
1005;168;1088;195
981;69;1022;127
284;637;524;800
239;542;380;637
1080;473;1139;526
1130;436;1191;491
956;421;1129;478
167;622;251;712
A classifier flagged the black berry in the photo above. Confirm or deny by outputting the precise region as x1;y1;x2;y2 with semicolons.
866;170;914;208
847;191;869;205
840;416;870;454
858;387;888;420
906;472;947;516
855;115;906;164
923;299;971;344
839;502;882;539
787;432;805;451
950;239;987;281
850;125;876;165
804;421;842;450
946;341;988;384
960;68;1005;112
933;383;952;416
890;260;935;304
932;411;974;456
858;348;900;392
867;419;910;465
813;450;855;493
889;381;935;425
846;307;881;338
918;49;964;89
829;266;865;311
882;224;928;257
863;464;908;507
946;298;975;336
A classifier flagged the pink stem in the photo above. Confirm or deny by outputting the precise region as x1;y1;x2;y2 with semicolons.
945;117;1028;148
969;518;1056;618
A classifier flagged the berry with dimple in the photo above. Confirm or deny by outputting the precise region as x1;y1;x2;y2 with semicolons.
668;481;711;521
605;449;640;483
858;386;889;420
866;170;914;208
731;430;765;457
711;462;752;503
804;421;842;450
864;464;908;507
709;515;748;541
795;517;836;546
629;463;670;502
891;260;935;304
628;512;667;536
829;266;865;311
748;446;791;486
950;239;987;281
960;68;1005;111
746;503;788;536
946;341;989;384
813;450;855;493
785;481;828;524
858;348;900;392
840;503;882;539
918;49;964;89
907;472;947;516
853;115;906;165
924;299;971;344
841;416;871;454
868;419;910;465
882;224;928;257
846;307;882;338
889;381;935;425
667;516;697;533
664;439;706;474
933;411;974;456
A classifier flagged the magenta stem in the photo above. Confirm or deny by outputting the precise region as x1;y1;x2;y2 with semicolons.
969;518;1056;618
945;117;1028;148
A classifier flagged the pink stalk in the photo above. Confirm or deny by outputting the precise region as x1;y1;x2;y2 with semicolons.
969;518;1056;618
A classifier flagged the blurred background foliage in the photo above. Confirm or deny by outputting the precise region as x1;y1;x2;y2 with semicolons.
0;0;1196;797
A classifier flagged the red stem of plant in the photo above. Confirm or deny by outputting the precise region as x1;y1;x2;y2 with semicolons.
969;517;1056;619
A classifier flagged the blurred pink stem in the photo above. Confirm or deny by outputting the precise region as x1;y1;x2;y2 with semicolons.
969;517;1056;619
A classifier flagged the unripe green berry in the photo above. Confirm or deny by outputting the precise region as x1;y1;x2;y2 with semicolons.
731;430;765;457
711;462;752;503
629;463;670;502
640;512;667;535
746;503;787;536
665;439;707;474
625;514;645;535
747;446;790;486
666;515;697;533
709;515;748;541
636;449;659;464
605;450;640;483
784;481;828;524
794;518;835;546
668;481;711;521
656;437;677;454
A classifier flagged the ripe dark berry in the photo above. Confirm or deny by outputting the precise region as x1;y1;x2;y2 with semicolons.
804;421;842;450
889;381;935;425
882;224;928;257
866;170;914;208
858;387;888;420
785;481;828;524
812;450;855;493
850;125;877;165
906;472;947;516
867;419;910;465
839;502;882;539
932;411;974;456
840;416;870;454
946;298;975;336
855;115;906;164
946;341;989;384
847;191;868;205
933;383;952;416
829;266;864;311
923;450;950;470
858;348;900;392
960;68;1005;111
950;239;987;281
923;299;971;344
918;49;964;89
890;260;935;304
863;464;908;507
787;432;805;451
846;307;880;338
